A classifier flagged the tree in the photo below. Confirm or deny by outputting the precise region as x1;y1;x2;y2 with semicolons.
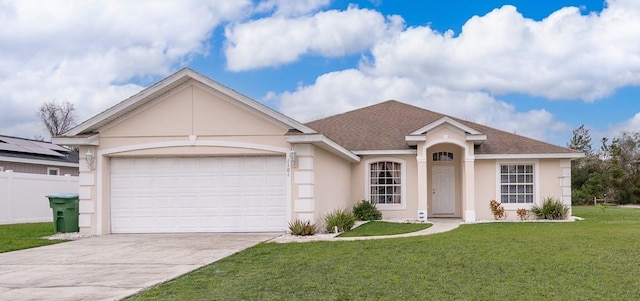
604;132;640;204
38;100;77;138
571;129;640;205
568;125;601;204
568;124;592;155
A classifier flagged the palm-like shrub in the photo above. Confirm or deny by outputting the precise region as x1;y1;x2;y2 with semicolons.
530;197;569;220
323;209;356;233
288;219;317;236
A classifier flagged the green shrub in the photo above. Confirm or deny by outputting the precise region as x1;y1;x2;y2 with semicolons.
530;197;569;220
353;200;382;221
323;209;356;233
288;219;317;236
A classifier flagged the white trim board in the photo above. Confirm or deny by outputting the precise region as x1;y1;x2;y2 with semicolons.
0;156;79;168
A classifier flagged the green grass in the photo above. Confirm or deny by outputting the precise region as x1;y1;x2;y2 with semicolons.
337;221;432;237
127;206;640;300
0;222;67;253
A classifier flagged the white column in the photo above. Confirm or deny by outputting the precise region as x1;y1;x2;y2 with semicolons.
417;156;428;214
79;145;96;234
293;144;315;222
560;159;572;216
464;157;476;222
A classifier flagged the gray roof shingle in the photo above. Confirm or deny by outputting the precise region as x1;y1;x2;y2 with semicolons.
305;100;581;155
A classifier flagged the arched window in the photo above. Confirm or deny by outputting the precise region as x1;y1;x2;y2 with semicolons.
433;151;454;162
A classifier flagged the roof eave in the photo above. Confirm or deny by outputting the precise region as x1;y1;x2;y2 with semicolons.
52;134;100;146
466;134;487;145
475;153;586;160
353;149;417;155
405;135;426;146
285;134;361;163
405;133;486;146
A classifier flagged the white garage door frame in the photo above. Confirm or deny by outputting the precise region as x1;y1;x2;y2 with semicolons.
95;140;293;234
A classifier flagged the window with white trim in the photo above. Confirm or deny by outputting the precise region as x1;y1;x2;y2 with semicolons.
47;167;60;176
0;166;3;172
369;161;402;204
500;164;534;204
433;151;454;162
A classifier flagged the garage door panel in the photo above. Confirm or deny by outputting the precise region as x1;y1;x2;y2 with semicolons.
110;156;287;233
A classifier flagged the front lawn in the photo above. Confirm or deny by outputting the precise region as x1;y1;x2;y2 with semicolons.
127;206;640;300
337;221;432;237
0;222;66;253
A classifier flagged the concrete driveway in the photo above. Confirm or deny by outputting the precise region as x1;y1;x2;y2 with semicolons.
0;233;278;301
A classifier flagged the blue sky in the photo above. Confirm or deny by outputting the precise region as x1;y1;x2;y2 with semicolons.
1;0;638;147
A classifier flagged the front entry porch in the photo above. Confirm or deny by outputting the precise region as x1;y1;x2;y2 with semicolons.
416;141;476;222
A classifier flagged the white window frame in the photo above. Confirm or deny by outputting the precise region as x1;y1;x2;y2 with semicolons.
0;166;3;172
432;151;454;162
47;167;60;176
495;160;539;209
365;157;407;210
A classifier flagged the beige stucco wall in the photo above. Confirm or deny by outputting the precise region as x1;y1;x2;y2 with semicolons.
79;82;295;235
474;158;570;220
310;146;352;225
102;83;286;138
473;159;497;220
350;154;418;220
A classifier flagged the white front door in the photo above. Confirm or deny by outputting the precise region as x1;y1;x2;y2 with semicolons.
432;165;455;215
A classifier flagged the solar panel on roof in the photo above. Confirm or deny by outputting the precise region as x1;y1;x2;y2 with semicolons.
2;136;34;146
0;136;66;157
0;143;26;153
44;143;69;152
21;145;65;157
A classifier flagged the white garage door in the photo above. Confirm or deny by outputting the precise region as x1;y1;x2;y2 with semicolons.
110;156;287;233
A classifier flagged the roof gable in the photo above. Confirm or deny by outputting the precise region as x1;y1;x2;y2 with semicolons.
410;116;481;136
406;116;487;146
62;68;316;137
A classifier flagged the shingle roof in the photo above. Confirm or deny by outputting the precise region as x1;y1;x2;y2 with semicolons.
0;135;79;163
305;100;581;155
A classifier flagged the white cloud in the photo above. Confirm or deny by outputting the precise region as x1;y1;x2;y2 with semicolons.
224;5;404;71
276;69;570;141
0;0;251;139
602;111;640;140
269;0;640;143
255;0;331;17
367;2;640;100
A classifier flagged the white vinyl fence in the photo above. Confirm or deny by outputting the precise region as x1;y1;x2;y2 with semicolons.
0;170;79;225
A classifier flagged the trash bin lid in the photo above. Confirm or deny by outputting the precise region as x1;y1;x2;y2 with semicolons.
46;193;79;199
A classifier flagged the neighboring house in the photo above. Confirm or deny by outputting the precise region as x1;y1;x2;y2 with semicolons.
0;135;79;176
53;68;584;235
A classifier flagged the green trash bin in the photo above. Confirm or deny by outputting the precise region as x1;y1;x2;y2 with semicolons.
46;193;79;233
